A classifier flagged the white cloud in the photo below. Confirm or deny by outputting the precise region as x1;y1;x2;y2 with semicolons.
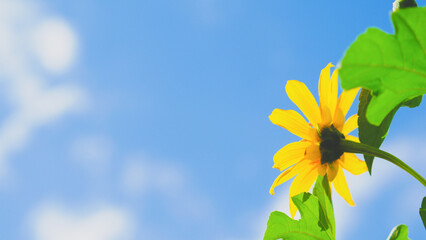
0;0;85;178
29;202;134;240
121;160;152;196
392;184;425;223
252;186;292;240
70;135;113;175
31;18;77;74
120;156;213;220
121;157;184;197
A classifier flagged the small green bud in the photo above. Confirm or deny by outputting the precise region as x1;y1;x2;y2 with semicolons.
393;0;417;12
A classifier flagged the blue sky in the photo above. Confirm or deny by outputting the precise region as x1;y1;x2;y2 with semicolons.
0;0;424;239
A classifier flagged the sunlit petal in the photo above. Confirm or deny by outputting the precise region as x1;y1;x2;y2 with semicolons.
269;109;316;140
305;144;321;161
326;161;339;182
340;153;368;175
333;108;345;131
336;87;360;117
318;163;327;176
318;63;334;112
269;160;311;195
286;80;322;126
273;141;311;171
342;114;358;135
321;105;332;127
345;135;359;143
289;165;318;218
329;69;339;114
332;167;355;206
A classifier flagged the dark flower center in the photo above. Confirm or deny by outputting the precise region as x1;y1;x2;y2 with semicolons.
319;125;345;164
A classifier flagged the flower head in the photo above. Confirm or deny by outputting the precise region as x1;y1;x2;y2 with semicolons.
269;63;368;218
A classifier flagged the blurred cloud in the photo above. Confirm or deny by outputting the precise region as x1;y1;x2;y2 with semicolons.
0;0;85;179
31;18;78;74
191;0;218;25
121;157;184;197
392;184;425;223
70;135;113;175
29;202;134;240
250;186;292;240
120;155;213;220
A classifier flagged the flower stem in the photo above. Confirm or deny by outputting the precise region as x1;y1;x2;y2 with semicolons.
340;139;426;187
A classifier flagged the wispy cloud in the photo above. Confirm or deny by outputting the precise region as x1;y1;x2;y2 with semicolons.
120;154;213;221
0;0;86;179
28;202;134;240
70;135;114;176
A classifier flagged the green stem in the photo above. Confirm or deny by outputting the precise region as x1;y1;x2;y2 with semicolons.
340;139;426;187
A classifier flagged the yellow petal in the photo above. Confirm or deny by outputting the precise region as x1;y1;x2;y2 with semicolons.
329;69;339;115
320;105;332;127
326;161;339;182
289;164;318;218
318;63;334;112
273;141;311;171
269;109;316;140
339;153;368;175
332;167;355;206
342;114;358;135
305;144;321;161
333;107;345;132
286;80;322;126
269;160;310;195
345;135;359;143
318;163;327;176
336;87;360;117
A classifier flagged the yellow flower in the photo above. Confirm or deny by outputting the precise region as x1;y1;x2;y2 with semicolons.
269;63;368;218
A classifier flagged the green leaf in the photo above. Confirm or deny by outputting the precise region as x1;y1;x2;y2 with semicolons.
420;196;426;229
264;176;335;240
358;89;399;173
312;175;335;237
357;89;422;173
386;224;410;240
401;95;422;108
339;7;426;126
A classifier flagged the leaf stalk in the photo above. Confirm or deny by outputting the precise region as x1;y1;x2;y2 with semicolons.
340;139;426;187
